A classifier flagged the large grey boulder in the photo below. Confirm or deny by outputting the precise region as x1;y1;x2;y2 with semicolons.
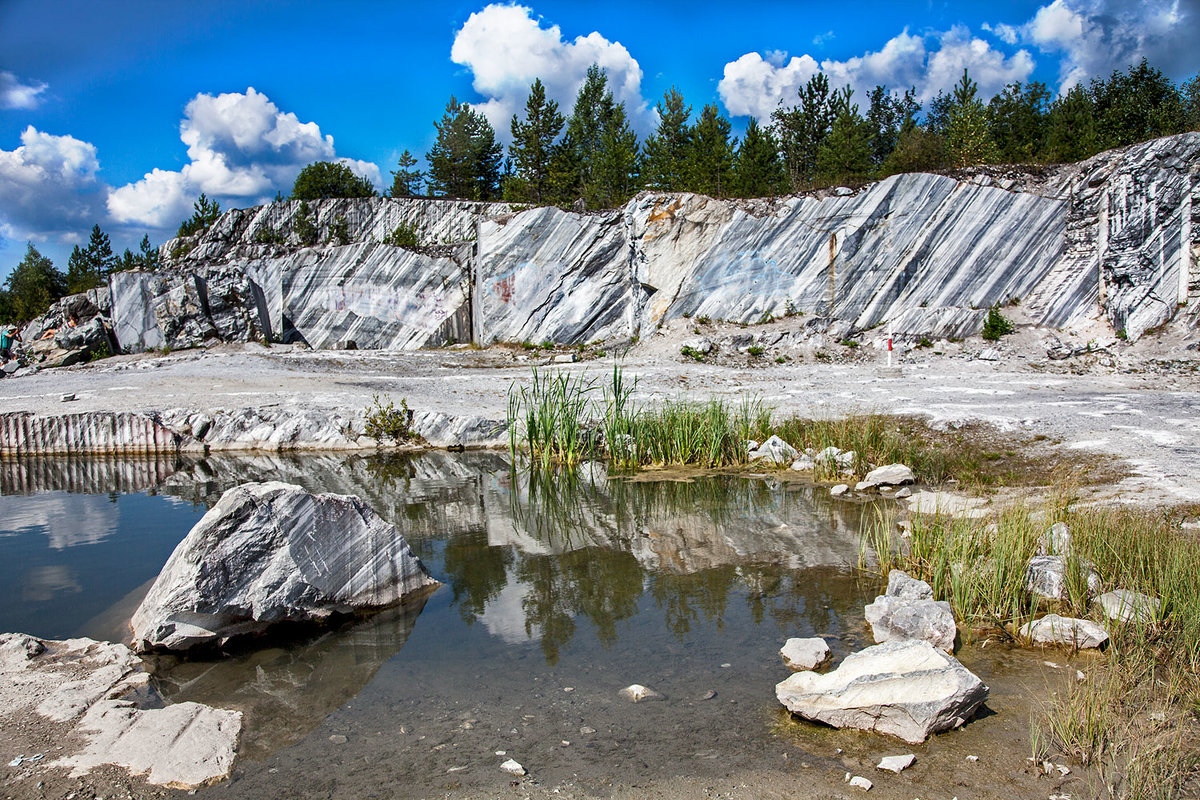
864;570;956;652
1026;555;1102;601
776;639;989;744
131;482;439;652
1019;614;1109;649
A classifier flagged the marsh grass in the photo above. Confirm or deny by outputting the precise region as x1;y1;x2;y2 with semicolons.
863;500;1200;798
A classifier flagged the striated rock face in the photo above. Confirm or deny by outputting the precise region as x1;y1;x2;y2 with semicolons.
96;133;1199;353
131;482;439;652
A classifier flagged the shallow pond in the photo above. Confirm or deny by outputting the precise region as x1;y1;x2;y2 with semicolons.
0;453;1091;799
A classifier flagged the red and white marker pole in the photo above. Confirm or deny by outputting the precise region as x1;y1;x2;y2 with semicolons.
887;332;893;368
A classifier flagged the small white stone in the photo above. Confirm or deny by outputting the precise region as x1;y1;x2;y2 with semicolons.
965;754;979;762
500;758;526;776
849;775;873;790
876;754;915;773
830;484;850;497
619;684;663;702
780;637;831;671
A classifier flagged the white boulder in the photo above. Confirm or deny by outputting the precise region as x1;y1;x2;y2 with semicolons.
776;640;988;744
780;637;832;671
1019;614;1109;649
131;482;439;652
859;464;915;490
1026;555;1102;601
790;455;816;472
619;683;663;702
864;571;955;652
749;435;799;465
830;484;850;497
1094;589;1161;624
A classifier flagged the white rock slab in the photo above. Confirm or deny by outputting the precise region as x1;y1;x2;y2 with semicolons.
859;464;915;490
1094;589;1161;623
780;637;832;671
849;775;873;790
877;754;915;773
52;700;241;789
1019;614;1109;649
131;482;439;652
776;640;988;744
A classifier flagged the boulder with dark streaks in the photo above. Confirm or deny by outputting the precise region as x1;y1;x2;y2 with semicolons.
130;482;439;652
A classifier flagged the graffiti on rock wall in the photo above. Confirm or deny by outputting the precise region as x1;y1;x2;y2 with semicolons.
323;284;459;334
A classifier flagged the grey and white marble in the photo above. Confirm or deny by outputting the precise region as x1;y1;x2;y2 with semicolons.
130;482;440;652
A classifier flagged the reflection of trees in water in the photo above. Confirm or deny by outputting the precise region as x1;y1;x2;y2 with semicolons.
514;546;643;665
649;565;737;638
441;528;514;625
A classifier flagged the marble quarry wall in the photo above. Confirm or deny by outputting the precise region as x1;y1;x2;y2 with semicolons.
104;133;1199;352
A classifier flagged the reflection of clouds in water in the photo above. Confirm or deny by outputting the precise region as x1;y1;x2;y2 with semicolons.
0;493;118;550
23;564;82;602
479;570;545;644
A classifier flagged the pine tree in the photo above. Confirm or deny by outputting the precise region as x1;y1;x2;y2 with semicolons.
1184;73;1200;131
138;235;160;271
945;70;999;168
773;73;835;190
882;124;949;175
67;224;115;293
865;86;919;170
987;81;1050;163
389;150;424;197
177;193;222;238
816;88;872;184
642;88;692;192
507;79;565;204
1089;58;1185;149
563;65;642;208
732;117;784;198
686;103;736;197
4;243;66;323
1044;85;1099;163
426;97;503;200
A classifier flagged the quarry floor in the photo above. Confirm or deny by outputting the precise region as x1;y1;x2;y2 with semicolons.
3;319;1200;506
2;324;1200;800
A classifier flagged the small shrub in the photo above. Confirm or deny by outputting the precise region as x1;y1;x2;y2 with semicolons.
981;305;1015;340
169;241;195;262
293;201;318;246
252;226;286;245
521;340;538;350
747;345;765;357
840;338;859;348
696;315;711;325
917;337;933;349
540;340;555;351
364;394;414;443
383;222;422;249
815;350;831;361
329;214;351;246
680;345;707;362
774;355;787;364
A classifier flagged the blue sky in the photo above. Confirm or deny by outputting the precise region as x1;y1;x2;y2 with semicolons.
1;0;1198;278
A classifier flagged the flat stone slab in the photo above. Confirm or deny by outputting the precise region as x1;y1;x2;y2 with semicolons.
858;464;915;490
1094;589;1161;624
1019;614;1109;649
780;637;832;671
776;639;988;744
877;754;916;773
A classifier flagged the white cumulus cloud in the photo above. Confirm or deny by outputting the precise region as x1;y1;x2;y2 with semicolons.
992;0;1200;92
0;71;48;110
718;26;1034;119
0;126;105;243
449;3;653;140
108;87;380;230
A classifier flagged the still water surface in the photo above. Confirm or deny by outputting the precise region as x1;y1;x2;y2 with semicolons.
2;453;998;797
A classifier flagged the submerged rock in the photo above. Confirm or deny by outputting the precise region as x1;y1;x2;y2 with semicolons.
131;482;439;652
619;684;663;703
864;571;956;652
776;639;988;744
1019;614;1109;649
780;637;832;671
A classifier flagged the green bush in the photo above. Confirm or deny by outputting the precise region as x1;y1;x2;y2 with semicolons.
680;345;707;361
364;394;415;443
329;214;351;246
291;161;377;200
982;304;1015;340
293;202;318;246
252;226;286;245
382;222;422;249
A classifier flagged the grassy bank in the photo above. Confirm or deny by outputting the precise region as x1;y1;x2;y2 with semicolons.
506;366;1120;486
864;501;1200;799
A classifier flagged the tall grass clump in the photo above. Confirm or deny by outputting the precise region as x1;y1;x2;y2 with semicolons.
507;367;596;468
863;499;1200;798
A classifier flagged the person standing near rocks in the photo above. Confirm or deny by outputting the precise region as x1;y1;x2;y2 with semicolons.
0;325;20;363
